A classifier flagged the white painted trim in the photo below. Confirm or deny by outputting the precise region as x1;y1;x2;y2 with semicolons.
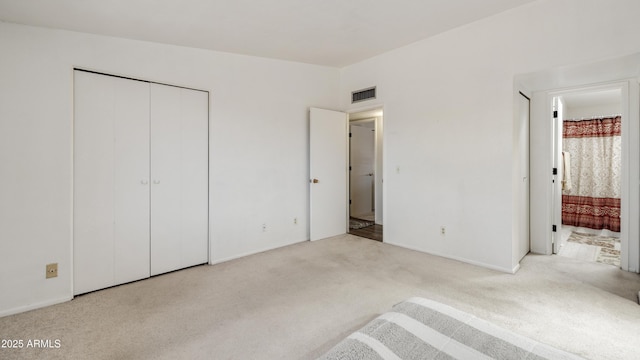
0;296;73;318
207;91;212;267
70;67;76;297
551;96;563;254
345;116;350;234
374;115;384;226
620;83;630;271
530;91;554;255
384;241;518;274
512;263;521;274
625;80;640;272
209;239;308;265
512;89;531;269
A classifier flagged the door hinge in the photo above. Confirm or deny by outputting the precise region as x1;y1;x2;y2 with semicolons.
553;110;558;118
349;132;352;137
349;199;352;204
349;166;352;171
552;225;557;232
552;168;557;175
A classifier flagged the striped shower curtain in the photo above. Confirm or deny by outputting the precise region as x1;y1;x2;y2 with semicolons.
562;116;621;232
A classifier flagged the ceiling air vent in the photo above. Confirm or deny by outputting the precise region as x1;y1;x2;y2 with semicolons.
352;86;376;104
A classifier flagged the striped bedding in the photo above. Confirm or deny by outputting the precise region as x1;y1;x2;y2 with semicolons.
319;297;585;360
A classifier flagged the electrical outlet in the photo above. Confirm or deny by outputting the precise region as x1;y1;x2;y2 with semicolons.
262;223;267;232
46;263;58;279
440;226;446;236
294;218;298;225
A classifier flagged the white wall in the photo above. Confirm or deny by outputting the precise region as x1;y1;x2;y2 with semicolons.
564;103;621;120
339;0;640;272
0;21;340;316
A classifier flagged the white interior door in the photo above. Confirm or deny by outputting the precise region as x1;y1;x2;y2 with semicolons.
310;107;348;241
74;71;150;295
517;93;530;260
350;124;375;218
150;84;208;275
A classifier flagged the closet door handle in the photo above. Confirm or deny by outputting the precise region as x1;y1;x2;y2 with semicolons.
153;180;161;184
141;180;148;185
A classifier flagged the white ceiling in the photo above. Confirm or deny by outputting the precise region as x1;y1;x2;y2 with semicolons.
0;0;536;67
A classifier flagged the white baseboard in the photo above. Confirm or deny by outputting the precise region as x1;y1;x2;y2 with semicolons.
511;263;521;274
209;239;308;265
384;240;517;274
0;296;73;318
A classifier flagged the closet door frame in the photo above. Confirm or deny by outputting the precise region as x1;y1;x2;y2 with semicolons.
72;69;210;295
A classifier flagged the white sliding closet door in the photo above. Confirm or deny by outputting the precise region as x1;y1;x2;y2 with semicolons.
74;71;150;295
150;84;208;276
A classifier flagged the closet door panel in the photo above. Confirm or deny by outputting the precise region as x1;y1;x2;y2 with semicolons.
178;89;209;266
113;78;151;285
150;84;182;275
150;84;208;275
74;71;150;295
74;72;117;295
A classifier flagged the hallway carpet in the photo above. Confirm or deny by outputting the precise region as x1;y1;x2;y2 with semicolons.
1;235;639;359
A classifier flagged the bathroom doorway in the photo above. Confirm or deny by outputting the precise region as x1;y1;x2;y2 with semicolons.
552;87;623;267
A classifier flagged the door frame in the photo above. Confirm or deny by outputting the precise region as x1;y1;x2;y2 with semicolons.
348;105;384;231
72;69;212;296
515;91;531;262
532;80;638;271
347;117;377;218
307;105;384;240
349;117;376;220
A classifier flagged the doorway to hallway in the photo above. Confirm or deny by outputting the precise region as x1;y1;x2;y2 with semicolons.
348;108;383;241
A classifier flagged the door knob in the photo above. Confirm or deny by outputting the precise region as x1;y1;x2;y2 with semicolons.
311;179;319;183
141;180;148;185
153;180;161;184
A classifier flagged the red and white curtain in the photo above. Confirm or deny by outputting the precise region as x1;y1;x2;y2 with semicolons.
562;116;621;232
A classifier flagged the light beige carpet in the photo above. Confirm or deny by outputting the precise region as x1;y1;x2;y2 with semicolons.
1;234;639;359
